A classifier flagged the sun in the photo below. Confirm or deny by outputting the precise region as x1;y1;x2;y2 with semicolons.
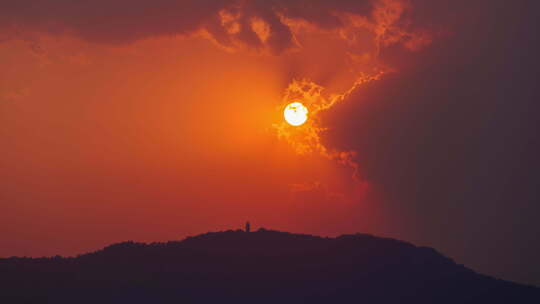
284;102;308;126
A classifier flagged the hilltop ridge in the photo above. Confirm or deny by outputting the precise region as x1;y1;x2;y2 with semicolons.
1;229;538;303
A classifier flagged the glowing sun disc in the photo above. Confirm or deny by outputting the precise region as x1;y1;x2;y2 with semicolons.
284;102;308;126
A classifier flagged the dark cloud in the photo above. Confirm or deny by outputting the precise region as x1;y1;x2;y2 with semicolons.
0;0;232;44
0;0;415;53
271;0;373;29
323;0;540;285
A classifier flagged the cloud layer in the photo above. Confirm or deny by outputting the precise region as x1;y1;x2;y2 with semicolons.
1;0;430;54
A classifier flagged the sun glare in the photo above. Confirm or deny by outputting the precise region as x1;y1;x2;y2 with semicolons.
284;102;308;126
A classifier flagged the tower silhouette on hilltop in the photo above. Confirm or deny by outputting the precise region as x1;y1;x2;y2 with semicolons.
245;221;250;233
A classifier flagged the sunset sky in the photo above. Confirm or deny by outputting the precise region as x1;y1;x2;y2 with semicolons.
1;0;539;286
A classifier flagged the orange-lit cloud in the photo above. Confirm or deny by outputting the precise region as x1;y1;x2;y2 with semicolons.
1;0;434;55
272;70;384;184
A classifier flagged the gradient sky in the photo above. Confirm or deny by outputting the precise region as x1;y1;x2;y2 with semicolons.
1;0;539;286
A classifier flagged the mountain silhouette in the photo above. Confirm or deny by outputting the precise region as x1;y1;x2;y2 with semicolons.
1;229;538;303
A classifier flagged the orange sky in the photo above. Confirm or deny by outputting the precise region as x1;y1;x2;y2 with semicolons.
0;27;397;256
